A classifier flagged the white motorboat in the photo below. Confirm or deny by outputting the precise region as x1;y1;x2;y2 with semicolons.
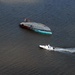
39;44;75;53
39;44;54;50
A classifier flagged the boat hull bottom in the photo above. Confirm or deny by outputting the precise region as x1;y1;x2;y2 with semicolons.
19;24;52;35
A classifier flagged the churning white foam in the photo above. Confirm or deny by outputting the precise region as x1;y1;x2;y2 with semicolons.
52;47;75;53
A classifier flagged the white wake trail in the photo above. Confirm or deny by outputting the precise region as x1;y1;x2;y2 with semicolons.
53;47;75;53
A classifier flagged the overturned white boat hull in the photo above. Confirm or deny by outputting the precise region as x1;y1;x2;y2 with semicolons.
19;19;52;35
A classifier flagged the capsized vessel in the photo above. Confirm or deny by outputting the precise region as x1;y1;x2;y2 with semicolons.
19;19;52;35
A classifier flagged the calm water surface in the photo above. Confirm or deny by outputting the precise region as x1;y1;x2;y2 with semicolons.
0;0;75;75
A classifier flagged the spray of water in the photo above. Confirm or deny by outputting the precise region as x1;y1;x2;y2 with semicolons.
52;47;75;53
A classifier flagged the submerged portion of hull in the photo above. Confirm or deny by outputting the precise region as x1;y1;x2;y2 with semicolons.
19;24;30;30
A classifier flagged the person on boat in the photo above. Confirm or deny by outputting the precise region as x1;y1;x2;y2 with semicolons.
48;44;51;48
48;44;54;50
